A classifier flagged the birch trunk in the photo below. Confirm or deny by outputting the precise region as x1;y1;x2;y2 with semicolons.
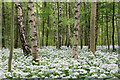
28;1;39;62
16;1;31;55
58;2;62;49
73;1;80;59
53;1;58;48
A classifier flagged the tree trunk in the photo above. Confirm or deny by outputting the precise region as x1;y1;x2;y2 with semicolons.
87;2;90;49
14;6;19;48
28;1;39;62
67;2;72;48
53;1;58;48
83;2;88;47
80;26;83;49
95;3;98;50
14;25;19;48
106;10;110;50
90;2;96;54
73;1;80;60
8;2;14;72
36;0;40;47
101;14;103;46
112;2;115;51
41;2;46;47
80;3;83;49
118;2;120;55
0;2;2;48
65;3;68;47
61;3;65;46
46;15;49;46
58;2;62;49
16;1;31;55
2;1;5;48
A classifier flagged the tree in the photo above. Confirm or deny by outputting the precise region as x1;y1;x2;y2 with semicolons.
112;2;115;51
28;1;39;62
8;2;14;72
46;3;49;46
14;12;19;48
118;2;120;54
83;2;88;47
67;2;72;48
36;1;41;47
58;2;62;49
53;1;58;48
41;2;46;47
2;1;5;48
106;9;110;50
73;1;80;59
90;2;96;54
95;3;98;50
16;1;31;55
0;2;2;48
80;3;83;49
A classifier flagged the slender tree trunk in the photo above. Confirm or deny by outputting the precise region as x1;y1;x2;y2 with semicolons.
53;1;58;48
8;2;14;72
41;2;46;47
118;2;120;55
58;2;62;49
99;26;101;45
109;26;111;45
46;15;49;46
80;26;83;49
16;1;31;55
28;1;39;61
62;3;64;46
42;19;45;47
14;25;19;48
36;0;40;47
14;5;19;48
28;1;39;62
101;14;103;46
73;1;80;59
87;2;90;49
65;3;68;47
2;1;5;48
83;2;88;47
0;2;1;48
80;3;83;49
90;2;96;54
112;2;115;51
106;10;110;50
95;3;98;50
67;2;72;48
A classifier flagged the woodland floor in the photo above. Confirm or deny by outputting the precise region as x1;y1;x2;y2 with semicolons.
0;46;119;79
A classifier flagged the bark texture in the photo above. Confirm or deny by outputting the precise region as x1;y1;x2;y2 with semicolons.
95;3;98;50
67;2;72;48
58;2;62;49
8;2;14;72
53;1;58;48
73;1;80;59
2;2;5;48
16;1;31;55
112;2;115;51
28;1;39;62
90;2;96;54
